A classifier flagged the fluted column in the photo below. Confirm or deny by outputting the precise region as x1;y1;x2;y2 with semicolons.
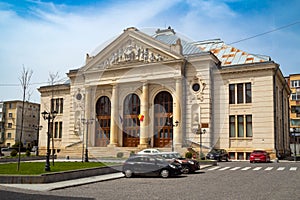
138;82;149;148
173;77;182;149
109;84;119;146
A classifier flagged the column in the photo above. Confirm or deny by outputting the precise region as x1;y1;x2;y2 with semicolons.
173;77;182;149
139;82;149;148
109;84;119;146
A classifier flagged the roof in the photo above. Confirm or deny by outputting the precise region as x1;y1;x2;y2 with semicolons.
192;39;271;66
153;27;203;55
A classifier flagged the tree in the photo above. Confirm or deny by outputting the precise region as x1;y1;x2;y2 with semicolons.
17;66;33;171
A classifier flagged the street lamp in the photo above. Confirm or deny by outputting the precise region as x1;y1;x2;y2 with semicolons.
82;118;94;162
41;110;57;171
196;124;206;159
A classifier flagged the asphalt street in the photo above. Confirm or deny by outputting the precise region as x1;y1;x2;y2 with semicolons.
0;161;298;200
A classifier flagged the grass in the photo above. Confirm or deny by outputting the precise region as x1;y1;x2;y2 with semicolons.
0;162;110;175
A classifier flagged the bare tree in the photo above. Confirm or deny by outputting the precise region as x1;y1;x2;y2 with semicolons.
48;72;59;166
17;66;33;171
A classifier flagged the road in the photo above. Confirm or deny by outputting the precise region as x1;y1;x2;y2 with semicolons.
0;161;299;200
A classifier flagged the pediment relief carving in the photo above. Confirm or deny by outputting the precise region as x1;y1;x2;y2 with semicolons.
91;39;173;70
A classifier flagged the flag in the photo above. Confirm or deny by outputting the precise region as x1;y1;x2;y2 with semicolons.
138;114;144;122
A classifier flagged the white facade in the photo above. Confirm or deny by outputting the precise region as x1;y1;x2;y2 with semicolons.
38;27;290;159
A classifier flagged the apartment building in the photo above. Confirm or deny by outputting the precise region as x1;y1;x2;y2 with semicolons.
0;100;40;148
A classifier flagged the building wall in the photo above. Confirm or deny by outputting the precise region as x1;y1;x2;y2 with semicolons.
37;28;290;160
2;101;40;148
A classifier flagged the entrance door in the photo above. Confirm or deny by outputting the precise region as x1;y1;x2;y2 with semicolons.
95;96;111;147
123;94;140;147
154;91;173;148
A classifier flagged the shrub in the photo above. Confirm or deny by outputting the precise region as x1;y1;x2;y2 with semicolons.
185;151;193;159
10;149;18;157
25;150;31;157
117;152;124;158
12;141;23;148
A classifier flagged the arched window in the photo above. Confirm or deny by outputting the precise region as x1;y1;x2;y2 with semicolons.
154;91;173;148
95;96;111;147
123;94;140;147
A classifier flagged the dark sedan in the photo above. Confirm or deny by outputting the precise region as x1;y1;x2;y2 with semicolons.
158;152;200;174
206;149;229;161
122;154;182;178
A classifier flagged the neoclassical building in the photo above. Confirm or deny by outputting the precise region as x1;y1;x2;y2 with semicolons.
38;27;290;160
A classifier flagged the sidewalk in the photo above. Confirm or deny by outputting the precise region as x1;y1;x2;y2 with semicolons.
0;172;125;191
0;165;212;192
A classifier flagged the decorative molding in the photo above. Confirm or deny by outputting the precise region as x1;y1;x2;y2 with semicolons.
97;39;170;69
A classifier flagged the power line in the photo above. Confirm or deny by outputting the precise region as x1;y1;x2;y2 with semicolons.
229;21;300;45
0;78;69;87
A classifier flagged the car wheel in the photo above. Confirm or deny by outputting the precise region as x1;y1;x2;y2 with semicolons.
182;166;190;174
124;169;133;178
160;169;170;178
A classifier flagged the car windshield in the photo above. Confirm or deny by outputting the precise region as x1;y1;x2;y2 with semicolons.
210;149;220;153
252;151;266;154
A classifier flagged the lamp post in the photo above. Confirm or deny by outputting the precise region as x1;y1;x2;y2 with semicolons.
82;118;94;162
41;110;57;171
196;124;206;159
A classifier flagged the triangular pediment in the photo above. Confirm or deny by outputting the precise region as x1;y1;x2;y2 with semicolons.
81;27;184;72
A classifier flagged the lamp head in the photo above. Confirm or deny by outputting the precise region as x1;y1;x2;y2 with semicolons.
174;120;179;127
41;111;48;120
52;110;58;118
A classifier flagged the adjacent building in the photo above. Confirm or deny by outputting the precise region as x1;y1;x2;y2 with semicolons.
38;27;290;160
0;100;40;149
286;74;300;155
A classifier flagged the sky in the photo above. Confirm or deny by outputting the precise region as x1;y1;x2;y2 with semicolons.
0;0;300;103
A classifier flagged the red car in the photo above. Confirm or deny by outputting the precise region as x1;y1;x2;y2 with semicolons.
249;150;270;163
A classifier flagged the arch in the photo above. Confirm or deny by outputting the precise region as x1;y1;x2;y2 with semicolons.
153;91;173;148
95;96;111;147
123;93;140;147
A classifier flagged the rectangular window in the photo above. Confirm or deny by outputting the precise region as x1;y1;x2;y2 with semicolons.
60;98;64;113
229;84;235;104
59;122;63;138
237;115;244;137
237;84;244;104
291;119;300;126
8;123;12;128
246;115;252;137
8;113;13;118
245;83;252;103
291;80;300;88
291;106;300;113
7;133;11;139
55;99;59;113
54;122;58;138
229;116;235;137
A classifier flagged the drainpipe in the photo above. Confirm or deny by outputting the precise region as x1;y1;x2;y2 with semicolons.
273;65;279;158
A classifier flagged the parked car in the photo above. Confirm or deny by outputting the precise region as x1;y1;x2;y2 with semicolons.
157;152;200;174
137;148;161;154
249;150;270;163
1;148;12;157
122;154;182;178
206;149;229;161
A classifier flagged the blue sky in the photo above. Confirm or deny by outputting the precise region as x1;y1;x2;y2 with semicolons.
0;0;300;102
